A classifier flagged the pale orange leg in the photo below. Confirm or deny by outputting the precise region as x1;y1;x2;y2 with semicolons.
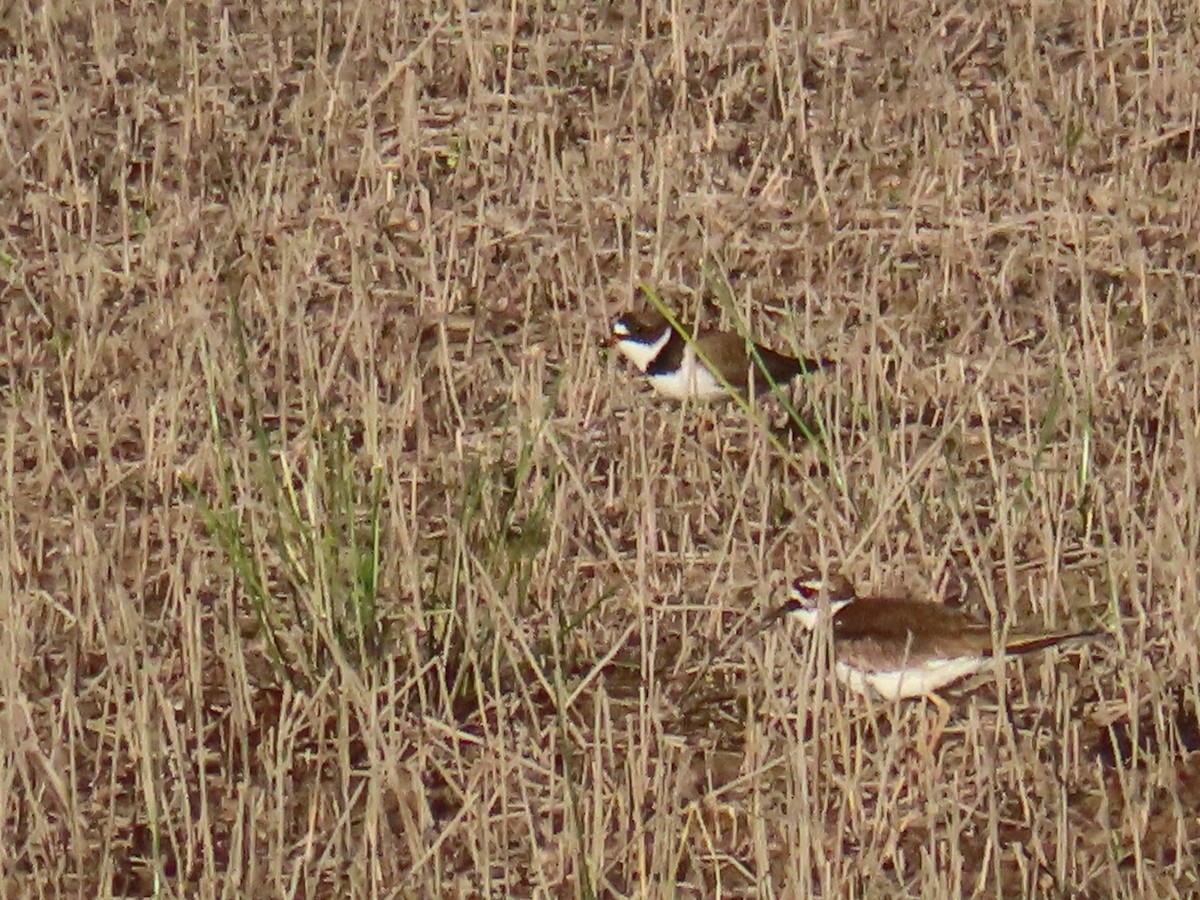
922;694;952;760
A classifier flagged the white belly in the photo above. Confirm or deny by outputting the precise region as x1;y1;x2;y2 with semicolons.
646;347;726;400
835;657;991;700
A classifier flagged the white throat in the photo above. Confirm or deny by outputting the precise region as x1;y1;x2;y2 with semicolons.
615;328;671;372
789;597;853;632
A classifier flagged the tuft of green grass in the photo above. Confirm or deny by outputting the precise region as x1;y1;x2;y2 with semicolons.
422;421;558;709
187;293;387;688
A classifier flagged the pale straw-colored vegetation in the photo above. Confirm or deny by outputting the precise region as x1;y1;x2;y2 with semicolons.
2;0;1198;896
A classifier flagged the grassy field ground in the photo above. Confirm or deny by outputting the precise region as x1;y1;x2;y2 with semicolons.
3;0;1200;896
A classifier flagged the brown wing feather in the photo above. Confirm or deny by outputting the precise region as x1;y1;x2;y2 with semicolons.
832;598;1103;667
695;331;826;392
691;332;752;391
831;598;995;662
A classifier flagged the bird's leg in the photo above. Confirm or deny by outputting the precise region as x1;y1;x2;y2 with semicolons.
921;694;953;761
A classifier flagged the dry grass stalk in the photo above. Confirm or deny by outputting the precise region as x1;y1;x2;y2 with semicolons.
2;0;1199;895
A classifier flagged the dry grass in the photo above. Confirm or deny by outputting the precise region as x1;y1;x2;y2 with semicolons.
3;0;1200;896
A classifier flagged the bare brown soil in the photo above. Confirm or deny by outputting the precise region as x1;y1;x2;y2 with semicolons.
3;0;1200;896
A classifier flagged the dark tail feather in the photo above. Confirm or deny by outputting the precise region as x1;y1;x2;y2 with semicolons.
755;347;833;386
999;629;1107;656
800;355;835;374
